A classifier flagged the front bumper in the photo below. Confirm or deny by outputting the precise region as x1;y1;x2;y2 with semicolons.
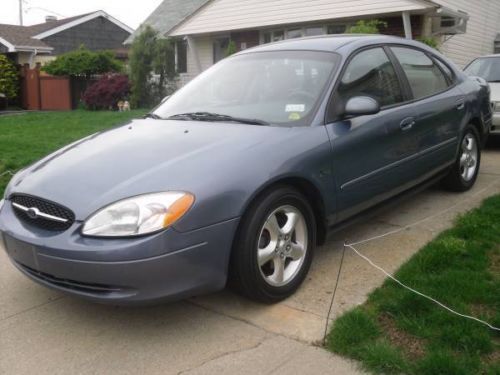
0;199;239;304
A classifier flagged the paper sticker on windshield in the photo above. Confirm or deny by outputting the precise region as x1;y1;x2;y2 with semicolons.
289;113;301;121
285;104;305;113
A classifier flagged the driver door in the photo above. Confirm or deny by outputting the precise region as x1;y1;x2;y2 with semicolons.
325;47;421;222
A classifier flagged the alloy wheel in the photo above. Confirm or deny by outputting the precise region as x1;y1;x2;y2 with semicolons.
460;133;478;182
257;205;308;287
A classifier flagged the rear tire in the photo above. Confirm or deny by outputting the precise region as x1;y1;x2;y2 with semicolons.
229;186;316;303
443;125;481;192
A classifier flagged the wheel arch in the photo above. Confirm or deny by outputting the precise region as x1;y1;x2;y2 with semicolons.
237;176;328;246
469;116;485;145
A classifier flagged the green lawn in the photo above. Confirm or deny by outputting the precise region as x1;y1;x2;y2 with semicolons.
0;110;147;196
327;195;500;374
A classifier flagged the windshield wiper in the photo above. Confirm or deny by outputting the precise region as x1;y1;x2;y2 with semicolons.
167;112;270;126
144;113;164;120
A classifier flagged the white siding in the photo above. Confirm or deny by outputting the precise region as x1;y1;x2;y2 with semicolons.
170;0;431;36
434;0;500;67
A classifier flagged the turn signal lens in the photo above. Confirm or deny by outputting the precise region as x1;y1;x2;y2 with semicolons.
163;194;195;227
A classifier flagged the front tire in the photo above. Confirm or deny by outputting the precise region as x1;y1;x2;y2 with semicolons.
230;186;316;303
443;125;481;192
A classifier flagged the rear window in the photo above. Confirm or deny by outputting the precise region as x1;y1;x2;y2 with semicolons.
391;47;450;99
464;57;500;82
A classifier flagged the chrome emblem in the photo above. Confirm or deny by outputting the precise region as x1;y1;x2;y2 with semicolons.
26;207;40;219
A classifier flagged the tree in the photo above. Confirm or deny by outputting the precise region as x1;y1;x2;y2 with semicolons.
42;46;123;77
153;38;177;102
346;20;387;34
129;26;177;108
0;55;18;102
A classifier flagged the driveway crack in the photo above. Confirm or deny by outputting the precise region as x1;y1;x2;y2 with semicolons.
176;339;266;374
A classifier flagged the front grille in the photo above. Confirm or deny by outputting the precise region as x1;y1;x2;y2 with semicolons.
10;194;75;231
18;262;122;295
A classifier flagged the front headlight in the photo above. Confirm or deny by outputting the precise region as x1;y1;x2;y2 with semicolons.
82;192;194;237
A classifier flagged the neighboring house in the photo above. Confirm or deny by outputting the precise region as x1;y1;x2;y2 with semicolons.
0;10;134;67
133;0;500;86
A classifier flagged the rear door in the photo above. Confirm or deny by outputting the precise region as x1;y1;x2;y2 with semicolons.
389;46;463;173
325;47;421;221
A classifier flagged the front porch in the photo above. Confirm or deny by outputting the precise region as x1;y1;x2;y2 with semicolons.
175;6;467;86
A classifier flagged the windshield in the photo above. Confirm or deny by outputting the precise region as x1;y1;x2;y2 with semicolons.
153;51;339;126
464;57;500;82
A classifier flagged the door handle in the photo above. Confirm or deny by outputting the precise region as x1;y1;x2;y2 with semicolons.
400;117;416;131
456;99;465;111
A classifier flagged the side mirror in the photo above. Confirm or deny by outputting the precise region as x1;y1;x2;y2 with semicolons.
344;96;380;117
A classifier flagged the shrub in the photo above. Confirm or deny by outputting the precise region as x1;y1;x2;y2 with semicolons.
0;55;19;101
347;20;388;34
129;26;177;108
82;74;130;110
418;37;440;50
43;46;123;77
225;40;237;57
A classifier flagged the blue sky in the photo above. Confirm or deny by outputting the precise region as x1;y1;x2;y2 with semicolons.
0;0;163;29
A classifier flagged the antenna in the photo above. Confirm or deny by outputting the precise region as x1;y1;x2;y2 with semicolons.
19;0;24;25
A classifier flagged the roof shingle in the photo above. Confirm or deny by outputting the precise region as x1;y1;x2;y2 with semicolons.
0;24;51;49
0;12;95;51
125;0;209;44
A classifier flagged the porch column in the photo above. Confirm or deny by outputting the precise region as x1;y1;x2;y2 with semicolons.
402;11;413;39
186;36;202;73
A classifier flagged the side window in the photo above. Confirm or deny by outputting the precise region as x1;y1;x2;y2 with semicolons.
391;47;450;99
337;47;404;108
434;58;454;83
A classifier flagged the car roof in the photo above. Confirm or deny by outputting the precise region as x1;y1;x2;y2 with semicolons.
238;34;433;55
472;54;500;59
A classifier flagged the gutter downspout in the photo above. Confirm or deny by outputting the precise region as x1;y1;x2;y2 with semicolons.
29;48;38;68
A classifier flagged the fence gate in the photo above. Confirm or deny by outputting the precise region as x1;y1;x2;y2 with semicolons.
40;76;71;110
20;65;72;111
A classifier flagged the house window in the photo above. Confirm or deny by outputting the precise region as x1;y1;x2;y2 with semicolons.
273;30;285;42
176;40;188;74
261;24;346;45
287;29;303;39
305;26;324;36
327;25;347;34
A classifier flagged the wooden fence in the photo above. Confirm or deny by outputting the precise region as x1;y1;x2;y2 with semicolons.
19;64;96;111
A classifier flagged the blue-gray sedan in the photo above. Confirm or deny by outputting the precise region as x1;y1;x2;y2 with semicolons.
0;35;492;304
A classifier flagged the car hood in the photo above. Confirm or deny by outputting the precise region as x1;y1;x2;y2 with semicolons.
489;82;500;100
7;119;295;220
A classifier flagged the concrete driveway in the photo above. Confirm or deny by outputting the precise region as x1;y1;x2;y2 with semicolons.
1;144;499;375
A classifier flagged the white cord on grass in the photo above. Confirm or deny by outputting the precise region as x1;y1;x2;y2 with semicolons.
0;170;15;178
346;243;500;331
343;177;500;332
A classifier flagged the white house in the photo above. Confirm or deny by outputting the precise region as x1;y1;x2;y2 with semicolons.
130;0;500;86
